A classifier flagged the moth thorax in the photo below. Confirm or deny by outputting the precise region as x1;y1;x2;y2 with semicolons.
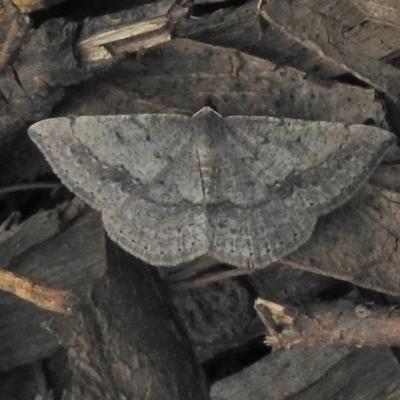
195;133;214;201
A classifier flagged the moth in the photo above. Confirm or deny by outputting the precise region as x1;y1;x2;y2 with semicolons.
28;108;395;268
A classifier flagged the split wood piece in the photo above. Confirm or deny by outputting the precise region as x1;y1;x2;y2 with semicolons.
210;347;400;400
78;16;172;62
258;0;400;102
255;298;400;349
76;1;192;63
175;0;400;84
44;239;210;400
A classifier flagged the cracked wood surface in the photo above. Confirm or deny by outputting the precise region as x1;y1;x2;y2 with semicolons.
46;240;210;400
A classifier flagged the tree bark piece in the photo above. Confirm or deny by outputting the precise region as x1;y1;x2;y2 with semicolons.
57;39;386;125
0;0;30;71
281;164;400;297
0;205;104;372
258;0;400;101
78;16;171;63
46;239;210;400
0;199;83;265
210;347;400;400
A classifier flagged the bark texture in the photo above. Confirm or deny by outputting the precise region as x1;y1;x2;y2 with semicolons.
46;239;210;400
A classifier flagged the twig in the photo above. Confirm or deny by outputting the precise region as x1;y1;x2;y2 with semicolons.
170;267;255;290
0;270;71;314
163;256;219;282
0;182;61;196
255;297;400;348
